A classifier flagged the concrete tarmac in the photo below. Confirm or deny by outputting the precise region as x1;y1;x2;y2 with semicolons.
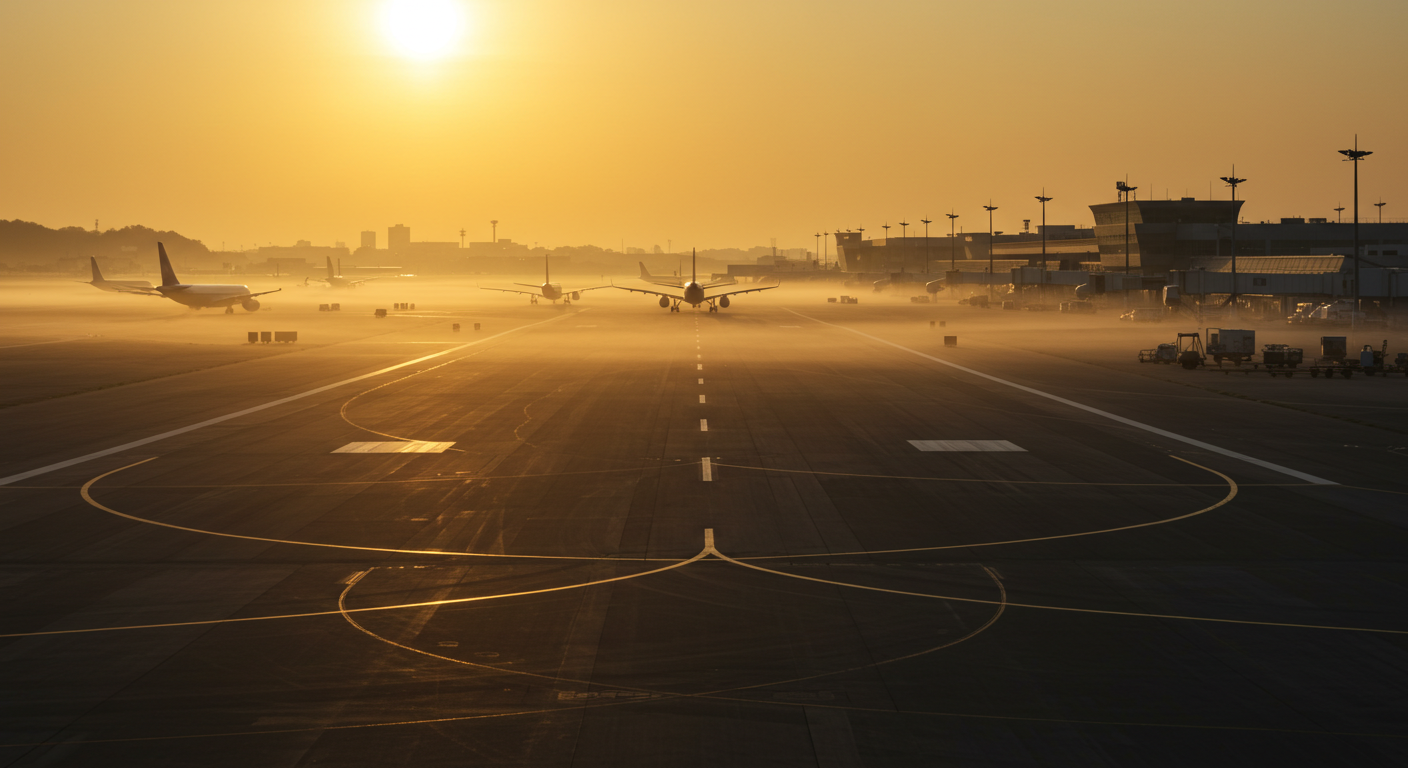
1;290;1406;766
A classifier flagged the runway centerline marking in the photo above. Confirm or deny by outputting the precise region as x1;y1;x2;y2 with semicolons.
701;457;713;481
700;419;709;432
699;395;706;404
0;312;576;486
783;308;1334;485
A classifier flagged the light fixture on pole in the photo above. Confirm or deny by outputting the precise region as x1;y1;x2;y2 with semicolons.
983;203;998;300
1338;137;1372;322
1334;204;1345;224
946;212;959;271
1375;199;1386;223
1219;167;1246;307
490;220;498;243
1034;190;1053;272
920;218;932;274
1115;180;1137;275
814;232;822;269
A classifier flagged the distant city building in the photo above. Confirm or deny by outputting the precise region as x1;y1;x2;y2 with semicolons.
361;230;377;249
388;224;411;251
834;228;1096;273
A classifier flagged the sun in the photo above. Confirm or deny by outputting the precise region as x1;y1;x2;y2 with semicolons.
379;0;466;61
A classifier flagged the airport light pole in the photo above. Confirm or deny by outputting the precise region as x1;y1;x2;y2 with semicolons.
1219;167;1246;307
490;220;498;244
898;221;910;271
1334;204;1345;224
1116;181;1137;276
1035;190;1053;272
921;218;932;274
983;203;998;301
814;232;822;269
1339;138;1372;322
1375;199;1386;223
946;212;959;271
459;228;466;248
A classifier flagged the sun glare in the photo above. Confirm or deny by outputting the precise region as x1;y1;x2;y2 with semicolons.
379;0;466;61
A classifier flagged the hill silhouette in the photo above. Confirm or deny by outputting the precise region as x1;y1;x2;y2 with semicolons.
0;219;210;265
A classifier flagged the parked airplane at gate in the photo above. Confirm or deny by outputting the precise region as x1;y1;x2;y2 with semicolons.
615;249;777;312
80;256;155;293
479;256;608;304
306;257;378;288
125;243;281;313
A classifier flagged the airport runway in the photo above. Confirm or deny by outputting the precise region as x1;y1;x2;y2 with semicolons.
2;298;1406;766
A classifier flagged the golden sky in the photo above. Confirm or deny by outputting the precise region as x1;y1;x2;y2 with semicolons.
2;0;1405;251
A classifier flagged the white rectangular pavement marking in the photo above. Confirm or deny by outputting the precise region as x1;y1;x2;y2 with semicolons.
697;364;703;370
0;313;573;486
699;395;707;404
909;440;1025;452
698;378;704;384
701;457;713;481
333;441;456;454
784;308;1335;485
700;419;709;432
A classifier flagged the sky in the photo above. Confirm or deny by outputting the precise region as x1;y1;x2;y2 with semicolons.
2;0;1405;252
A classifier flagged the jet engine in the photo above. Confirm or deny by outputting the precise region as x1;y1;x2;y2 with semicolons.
1073;284;1092;300
719;296;730;309
925;279;946;294
241;298;261;312
572;291;580;301
658;297;670;308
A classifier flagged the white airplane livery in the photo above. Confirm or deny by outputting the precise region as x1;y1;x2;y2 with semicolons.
614;249;777;312
479;256;609;304
81;256;156;293
132;243;281;313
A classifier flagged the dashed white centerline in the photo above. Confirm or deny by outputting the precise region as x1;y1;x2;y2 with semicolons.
698;378;703;384
700;419;709;432
701;457;713;481
699;395;706;404
697;364;703;370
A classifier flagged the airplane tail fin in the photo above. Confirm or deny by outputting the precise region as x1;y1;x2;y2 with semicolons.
157;242;180;287
90;256;104;283
546;255;550;284
638;261;652;280
692;248;696;284
326;256;335;278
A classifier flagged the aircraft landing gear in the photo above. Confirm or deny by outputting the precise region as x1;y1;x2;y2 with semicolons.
530;296;538;305
224;306;234;314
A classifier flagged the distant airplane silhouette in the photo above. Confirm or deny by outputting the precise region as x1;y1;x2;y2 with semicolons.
121;243;281;313
80;256;155;293
479;255;609;304
615;249;776;312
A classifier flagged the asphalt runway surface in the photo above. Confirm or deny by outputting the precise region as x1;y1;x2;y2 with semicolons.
2;290;1406;766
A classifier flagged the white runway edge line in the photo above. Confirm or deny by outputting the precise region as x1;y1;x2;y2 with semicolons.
0;313;575;487
784;308;1335;485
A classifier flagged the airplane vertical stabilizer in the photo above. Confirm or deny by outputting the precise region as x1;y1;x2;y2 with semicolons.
327;256;335;279
90;256;105;284
157;243;180;287
692;248;696;283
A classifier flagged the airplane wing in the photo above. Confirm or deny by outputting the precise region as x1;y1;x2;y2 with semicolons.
480;286;542;297
612;284;683;300
704;283;780;299
699;278;737;289
110;286;164;296
348;277;379;286
565;285;612;293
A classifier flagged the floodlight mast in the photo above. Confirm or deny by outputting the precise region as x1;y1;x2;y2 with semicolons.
1339;137;1372;326
1035;191;1053;272
982;203;998;300
1219;167;1247;307
1374;199;1386;223
1116;180;1137;277
1334;204;1345;224
920;218;933;273
945;212;959;271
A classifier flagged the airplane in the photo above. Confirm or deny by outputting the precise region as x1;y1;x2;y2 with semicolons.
479;255;609;305
125;243;281;313
80;256;156;293
306;257;378;288
637;260;735;289
614;249;777;312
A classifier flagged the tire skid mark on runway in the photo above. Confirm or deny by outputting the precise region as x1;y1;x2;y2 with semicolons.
76;459;689;562
0;312;578;487
734;456;1240;559
784;308;1336;485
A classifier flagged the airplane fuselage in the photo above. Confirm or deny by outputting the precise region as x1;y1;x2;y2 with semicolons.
682;281;705;306
540;282;563;301
158;283;260;309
